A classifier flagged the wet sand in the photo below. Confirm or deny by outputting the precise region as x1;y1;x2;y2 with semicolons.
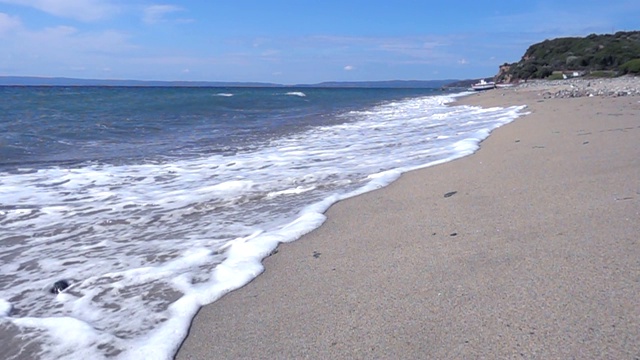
176;85;640;359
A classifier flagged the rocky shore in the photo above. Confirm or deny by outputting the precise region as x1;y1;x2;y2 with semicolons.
510;75;640;98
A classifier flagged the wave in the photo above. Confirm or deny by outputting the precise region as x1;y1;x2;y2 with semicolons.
214;93;234;97
285;92;306;97
0;90;528;360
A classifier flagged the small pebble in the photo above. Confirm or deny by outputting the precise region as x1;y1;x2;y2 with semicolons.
444;191;457;198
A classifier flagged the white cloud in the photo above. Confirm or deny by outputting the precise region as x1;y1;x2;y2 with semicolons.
0;5;141;77
457;58;468;65
5;24;135;63
252;37;271;48
43;25;78;37
344;65;354;71
0;12;21;35
0;0;118;21
379;39;446;53
375;37;454;64
21;26;134;54
260;49;279;57
142;4;184;24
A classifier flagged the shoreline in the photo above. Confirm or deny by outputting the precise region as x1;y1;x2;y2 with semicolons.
176;80;640;359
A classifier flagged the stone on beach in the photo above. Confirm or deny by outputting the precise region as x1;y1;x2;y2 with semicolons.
49;280;70;294
515;76;640;98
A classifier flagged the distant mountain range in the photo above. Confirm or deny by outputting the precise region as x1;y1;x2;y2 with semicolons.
0;76;458;89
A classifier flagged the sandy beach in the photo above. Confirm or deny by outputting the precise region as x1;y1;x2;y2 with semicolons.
176;81;640;359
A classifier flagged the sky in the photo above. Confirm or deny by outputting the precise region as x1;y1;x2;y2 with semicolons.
0;1;638;84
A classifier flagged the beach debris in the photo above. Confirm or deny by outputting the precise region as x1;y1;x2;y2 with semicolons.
444;191;457;198
450;233;458;237
50;280;70;294
614;196;634;201
312;251;321;259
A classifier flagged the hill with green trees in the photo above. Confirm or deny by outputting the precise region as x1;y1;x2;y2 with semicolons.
496;31;640;82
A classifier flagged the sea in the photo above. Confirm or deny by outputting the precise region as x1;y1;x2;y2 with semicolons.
0;86;527;359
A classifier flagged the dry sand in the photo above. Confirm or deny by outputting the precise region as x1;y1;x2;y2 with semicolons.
176;86;640;359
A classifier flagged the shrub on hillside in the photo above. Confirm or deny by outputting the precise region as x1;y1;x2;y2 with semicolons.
619;59;640;74
547;73;565;80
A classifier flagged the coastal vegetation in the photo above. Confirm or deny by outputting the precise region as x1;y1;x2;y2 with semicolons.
496;31;640;82
620;59;640;74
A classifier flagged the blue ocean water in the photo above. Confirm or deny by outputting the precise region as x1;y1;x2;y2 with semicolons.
0;86;526;359
0;87;444;169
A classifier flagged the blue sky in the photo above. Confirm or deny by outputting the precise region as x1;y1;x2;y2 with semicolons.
0;1;638;84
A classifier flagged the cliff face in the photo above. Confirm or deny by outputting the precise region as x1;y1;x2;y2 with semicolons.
495;31;640;82
495;64;513;83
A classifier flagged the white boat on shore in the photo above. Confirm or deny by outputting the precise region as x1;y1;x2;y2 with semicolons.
471;79;496;91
